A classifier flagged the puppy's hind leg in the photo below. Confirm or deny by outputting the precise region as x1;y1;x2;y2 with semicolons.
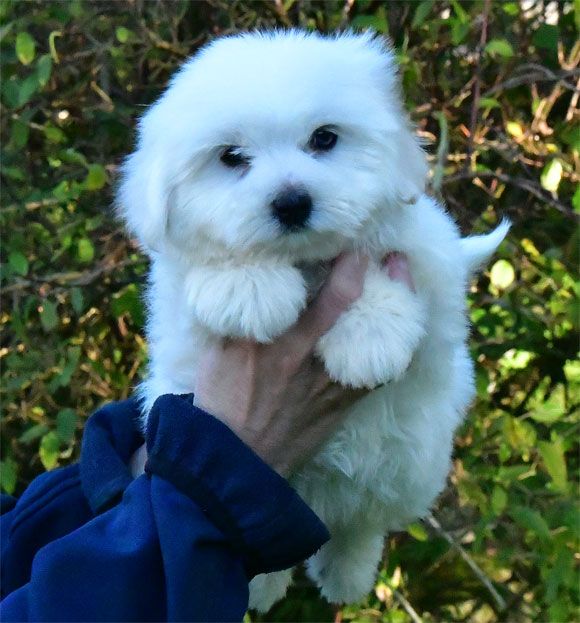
306;520;385;604
248;569;293;613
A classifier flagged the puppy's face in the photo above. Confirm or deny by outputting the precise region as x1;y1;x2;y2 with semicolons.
120;31;427;261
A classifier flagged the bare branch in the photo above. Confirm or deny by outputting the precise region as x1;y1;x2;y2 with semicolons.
426;515;507;612
393;589;423;623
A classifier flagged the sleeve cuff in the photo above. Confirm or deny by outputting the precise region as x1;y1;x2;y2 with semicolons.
144;393;330;576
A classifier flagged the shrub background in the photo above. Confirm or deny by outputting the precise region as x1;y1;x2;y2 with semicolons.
1;1;578;621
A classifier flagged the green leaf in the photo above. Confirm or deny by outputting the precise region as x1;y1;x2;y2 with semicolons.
478;97;501;110
11;119;29;149
532;24;559;51
502;2;519;16
77;237;95;263
18;74;40;106
538;438;568;492
490;259;515;289
503;416;536;453
111;284;145;327
530;397;565;424
545;547;574;603
0;459;18;494
411;1;433;29
56;408;78;443
506;121;524;138
16;32;36;65
85;164;107;190
19;424;49;444
491;485;508;515
485;39;514;58
9;251;29;276
44;124;66;143
451;20;470;45
540;159;563;193
71;287;84;314
510;506;551;542
36;54;53;87
407;522;429;541
56;346;81;387
451;0;468;22
116;26;131;43
40;300;59;331
39;431;60;470
351;7;388;33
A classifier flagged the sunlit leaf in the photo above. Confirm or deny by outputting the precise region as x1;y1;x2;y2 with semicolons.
506;121;524;138
538;438;568;492
407;522;429;541
510;506;551;542
77;237;95;262
85;164;107;190
39;432;60;470
16;32;35;65
540;159;563;193
491;486;508;515
490;259;515;289
485;39;514;58
116;26;131;43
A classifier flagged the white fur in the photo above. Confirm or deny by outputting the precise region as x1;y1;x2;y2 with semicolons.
118;30;508;611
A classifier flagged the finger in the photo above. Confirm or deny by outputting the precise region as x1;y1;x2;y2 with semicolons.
290;252;368;352
382;251;415;292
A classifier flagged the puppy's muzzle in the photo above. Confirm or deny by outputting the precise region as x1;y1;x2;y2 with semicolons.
271;187;312;231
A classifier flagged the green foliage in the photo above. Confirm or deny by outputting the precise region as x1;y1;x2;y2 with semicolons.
1;1;578;622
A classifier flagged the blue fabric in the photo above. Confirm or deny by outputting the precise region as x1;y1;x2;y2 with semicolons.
0;394;329;622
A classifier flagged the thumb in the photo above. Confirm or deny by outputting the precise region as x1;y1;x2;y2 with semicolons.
293;252;368;348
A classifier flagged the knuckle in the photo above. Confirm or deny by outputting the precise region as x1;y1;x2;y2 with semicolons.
278;352;301;378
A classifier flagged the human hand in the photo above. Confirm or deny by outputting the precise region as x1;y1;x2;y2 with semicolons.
130;252;415;478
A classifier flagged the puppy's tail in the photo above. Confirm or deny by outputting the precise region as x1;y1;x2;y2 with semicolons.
460;219;510;274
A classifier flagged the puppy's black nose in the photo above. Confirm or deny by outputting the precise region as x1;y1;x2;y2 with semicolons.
271;188;312;231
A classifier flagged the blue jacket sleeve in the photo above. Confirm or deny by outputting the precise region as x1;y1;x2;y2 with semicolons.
0;395;329;622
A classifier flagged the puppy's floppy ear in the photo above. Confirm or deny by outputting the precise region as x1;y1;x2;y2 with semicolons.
117;147;170;252
358;32;429;205
390;125;429;205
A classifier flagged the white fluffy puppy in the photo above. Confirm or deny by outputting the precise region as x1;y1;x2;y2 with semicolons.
119;30;508;611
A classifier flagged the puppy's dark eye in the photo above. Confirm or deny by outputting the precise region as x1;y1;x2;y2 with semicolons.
309;127;338;152
220;146;250;168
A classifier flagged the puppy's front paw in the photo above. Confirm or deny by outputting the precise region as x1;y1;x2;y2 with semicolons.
185;263;307;342
317;268;427;388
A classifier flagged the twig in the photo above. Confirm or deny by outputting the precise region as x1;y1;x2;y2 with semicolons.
426;515;507;612
393;589;423;623
466;0;491;170
443;170;576;219
339;0;356;29
484;67;579;97
1;259;142;294
272;0;292;26
432;111;449;193
565;76;580;122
